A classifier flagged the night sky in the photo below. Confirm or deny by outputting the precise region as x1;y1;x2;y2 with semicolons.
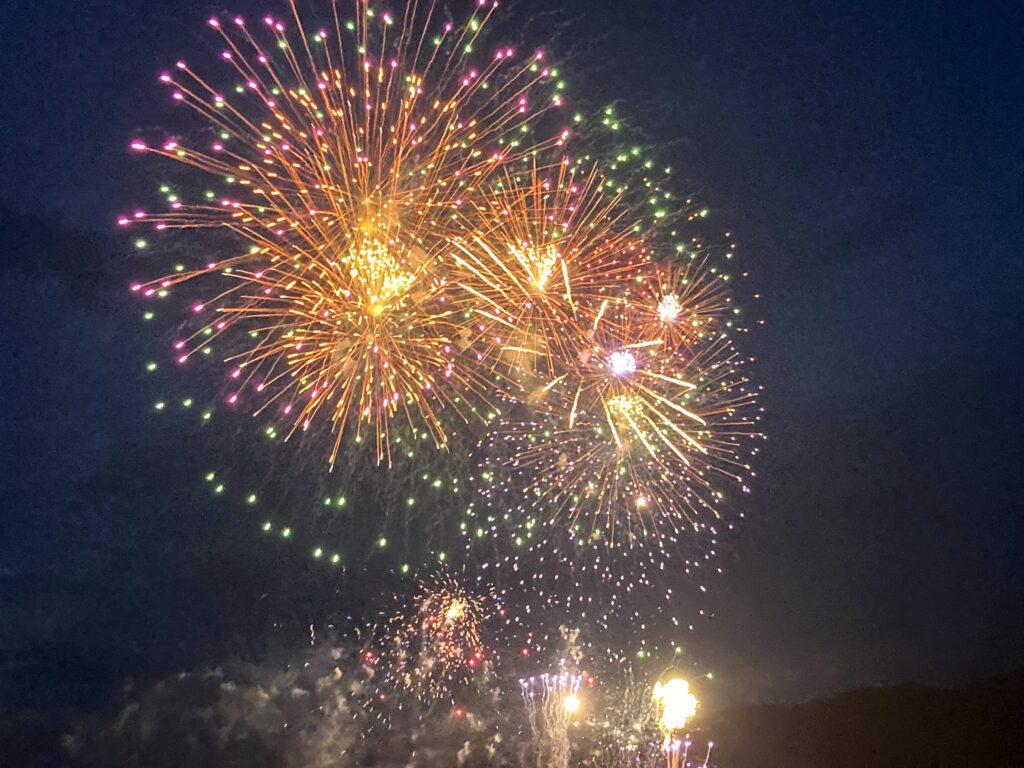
2;0;1023;722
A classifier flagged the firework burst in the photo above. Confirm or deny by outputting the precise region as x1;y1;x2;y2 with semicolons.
633;258;734;351
449;157;648;388
125;2;764;672
482;298;759;549
372;570;496;702
126;0;566;465
521;671;584;768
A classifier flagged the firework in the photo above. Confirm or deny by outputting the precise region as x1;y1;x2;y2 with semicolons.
633;259;733;351
651;677;702;768
453;257;757;649
520;671;584;768
638;739;714;768
126;0;566;466
585;663;718;768
481;299;759;549
374;570;495;702
593;740;715;768
449;157;648;388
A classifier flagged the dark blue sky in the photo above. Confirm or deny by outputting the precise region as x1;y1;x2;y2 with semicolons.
2;0;1023;706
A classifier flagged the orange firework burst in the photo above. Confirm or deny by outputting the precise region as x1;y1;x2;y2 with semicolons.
126;0;565;465
448;158;648;387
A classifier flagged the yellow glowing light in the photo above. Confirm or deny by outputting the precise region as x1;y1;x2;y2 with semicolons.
563;693;581;714
510;242;560;291
445;599;467;622
652;677;697;733
607;393;643;420
658;293;683;322
346;234;415;313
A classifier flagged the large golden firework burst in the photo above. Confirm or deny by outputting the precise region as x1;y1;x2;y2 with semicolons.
128;0;565;465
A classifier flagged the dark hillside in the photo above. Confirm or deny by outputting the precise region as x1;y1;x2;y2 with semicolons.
709;670;1024;768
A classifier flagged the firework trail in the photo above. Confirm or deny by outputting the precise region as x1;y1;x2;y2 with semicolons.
521;671;583;768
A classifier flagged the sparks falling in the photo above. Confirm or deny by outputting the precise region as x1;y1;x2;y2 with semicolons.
372;570;495;703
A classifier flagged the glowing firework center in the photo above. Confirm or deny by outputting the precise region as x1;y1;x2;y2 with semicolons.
444;597;467;622
511;241;561;293
658;293;683;323
344;232;416;317
653;677;698;733
608;350;638;377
